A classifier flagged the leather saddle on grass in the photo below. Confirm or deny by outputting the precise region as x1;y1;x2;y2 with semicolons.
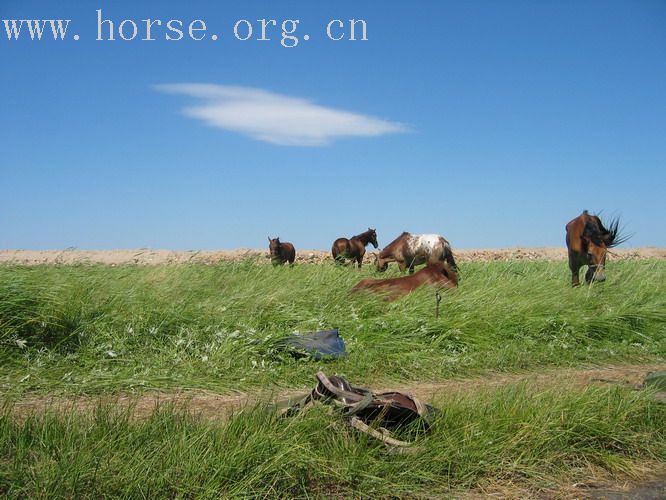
279;371;438;448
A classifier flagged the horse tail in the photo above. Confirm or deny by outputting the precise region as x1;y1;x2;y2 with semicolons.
441;240;458;272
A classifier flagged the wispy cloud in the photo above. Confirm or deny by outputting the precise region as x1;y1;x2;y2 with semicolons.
155;83;409;146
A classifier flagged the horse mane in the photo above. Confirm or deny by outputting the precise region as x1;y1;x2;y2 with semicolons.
584;213;628;248
379;231;409;257
379;232;409;255
352;228;371;239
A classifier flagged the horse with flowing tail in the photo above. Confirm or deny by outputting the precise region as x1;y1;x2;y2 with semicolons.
331;228;378;268
377;232;457;274
565;210;627;286
268;237;296;266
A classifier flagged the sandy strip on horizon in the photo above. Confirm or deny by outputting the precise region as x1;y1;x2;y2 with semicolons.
1;247;665;265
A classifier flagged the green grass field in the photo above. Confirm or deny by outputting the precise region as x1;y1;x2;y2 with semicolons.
1;260;665;496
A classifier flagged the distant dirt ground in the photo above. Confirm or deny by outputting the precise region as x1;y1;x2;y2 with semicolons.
1;247;665;265
10;363;665;421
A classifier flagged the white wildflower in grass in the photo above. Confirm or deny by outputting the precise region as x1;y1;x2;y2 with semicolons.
105;350;118;358
126;325;134;334
15;339;27;349
201;355;209;362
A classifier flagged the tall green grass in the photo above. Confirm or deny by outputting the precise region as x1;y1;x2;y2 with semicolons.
1;384;664;497
1;260;665;395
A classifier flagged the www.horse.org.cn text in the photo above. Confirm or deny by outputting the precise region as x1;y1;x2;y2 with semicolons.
1;10;369;48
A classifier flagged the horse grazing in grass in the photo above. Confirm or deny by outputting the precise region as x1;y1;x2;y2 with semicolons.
268;237;296;266
377;232;457;274
352;261;458;301
565;210;627;286
331;228;378;268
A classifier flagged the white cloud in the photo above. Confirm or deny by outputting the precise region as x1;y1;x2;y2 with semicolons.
155;83;409;146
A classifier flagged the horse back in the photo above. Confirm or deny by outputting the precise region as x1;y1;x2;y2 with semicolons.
353;262;456;298
402;234;450;265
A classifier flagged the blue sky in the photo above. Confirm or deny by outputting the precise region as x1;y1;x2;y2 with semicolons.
1;0;665;250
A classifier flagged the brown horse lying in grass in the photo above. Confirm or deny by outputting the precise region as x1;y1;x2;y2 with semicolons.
268;237;296;266
352;261;458;300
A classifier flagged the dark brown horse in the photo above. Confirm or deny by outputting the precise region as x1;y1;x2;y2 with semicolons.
565;210;626;286
268;237;296;266
352;261;458;300
377;232;457;274
331;228;378;268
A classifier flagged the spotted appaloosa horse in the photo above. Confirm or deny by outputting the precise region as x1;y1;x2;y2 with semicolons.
352;261;458;301
268;237;296;266
376;232;457;274
331;228;378;268
565;211;626;286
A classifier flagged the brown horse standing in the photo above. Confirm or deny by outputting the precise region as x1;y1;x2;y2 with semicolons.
377;232;457;274
331;228;378;268
352;261;458;301
565;210;626;286
268;237;296;266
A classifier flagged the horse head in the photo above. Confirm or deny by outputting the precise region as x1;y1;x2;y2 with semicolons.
582;215;625;283
437;262;459;287
376;255;389;272
367;228;378;249
268;236;282;257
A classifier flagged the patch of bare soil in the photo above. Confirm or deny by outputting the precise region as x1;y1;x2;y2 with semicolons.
9;363;665;421
1;247;665;266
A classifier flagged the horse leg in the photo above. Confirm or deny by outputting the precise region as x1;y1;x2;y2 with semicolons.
334;252;347;266
398;261;407;272
569;255;580;287
356;247;366;269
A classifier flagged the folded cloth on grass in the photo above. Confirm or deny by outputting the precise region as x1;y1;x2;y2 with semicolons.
277;329;346;360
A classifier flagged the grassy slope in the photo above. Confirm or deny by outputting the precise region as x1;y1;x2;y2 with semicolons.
1;260;665;395
1;260;665;496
